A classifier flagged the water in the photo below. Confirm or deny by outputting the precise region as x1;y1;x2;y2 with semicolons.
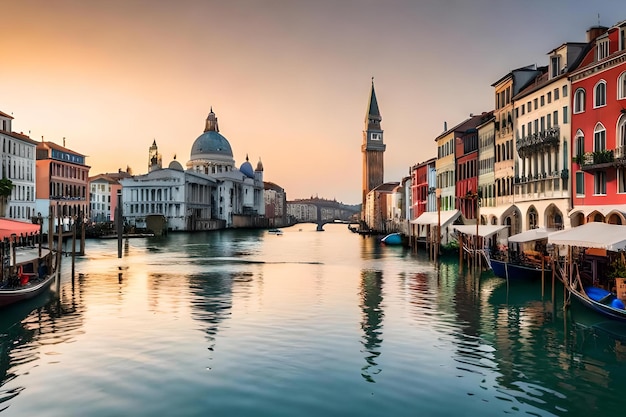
0;223;625;416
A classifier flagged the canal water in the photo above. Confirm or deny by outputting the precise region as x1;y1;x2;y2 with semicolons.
0;223;624;416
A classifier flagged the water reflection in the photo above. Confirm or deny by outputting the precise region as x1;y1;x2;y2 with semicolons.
189;272;234;356
359;269;384;383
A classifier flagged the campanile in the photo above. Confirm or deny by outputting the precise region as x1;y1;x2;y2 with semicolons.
361;79;386;217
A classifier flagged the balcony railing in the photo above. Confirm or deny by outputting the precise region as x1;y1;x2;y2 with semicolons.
516;126;560;157
577;150;615;171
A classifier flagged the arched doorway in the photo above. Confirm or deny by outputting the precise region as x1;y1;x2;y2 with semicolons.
527;206;538;229
607;212;624;225
545;204;564;229
588;211;605;223
570;212;585;227
502;206;521;235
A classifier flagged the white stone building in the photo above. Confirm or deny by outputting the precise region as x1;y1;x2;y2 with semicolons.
0;110;37;221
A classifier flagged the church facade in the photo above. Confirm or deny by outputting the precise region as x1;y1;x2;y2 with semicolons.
120;108;265;232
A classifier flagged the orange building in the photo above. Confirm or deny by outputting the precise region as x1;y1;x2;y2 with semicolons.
35;141;90;230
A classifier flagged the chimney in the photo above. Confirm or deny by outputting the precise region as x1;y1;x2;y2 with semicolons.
586;26;608;42
443;121;447;131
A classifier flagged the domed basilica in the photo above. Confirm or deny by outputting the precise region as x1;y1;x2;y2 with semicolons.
120;108;265;232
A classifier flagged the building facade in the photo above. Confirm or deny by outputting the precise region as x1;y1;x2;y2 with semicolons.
570;22;626;225
35;141;90;232
0;110;38;221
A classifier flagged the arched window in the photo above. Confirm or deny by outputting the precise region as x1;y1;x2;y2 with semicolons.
594;123;606;151
574;88;586;113
575;129;584;158
594;80;607;107
618;71;626;100
618;115;626;158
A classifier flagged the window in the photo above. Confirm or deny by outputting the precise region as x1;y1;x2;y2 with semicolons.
594;123;606;151
597;38;609;61
562;85;568;97
550;55;560;78
547;92;552;103
618;116;626;158
534;98;538;110
594;80;607;107
547;113;552;128
527;101;532;113
553;110;558;126
554;88;560;100
563;106;568;124
521;104;525;115
621;28;626;51
575;130;585;158
540;95;545;106
594;171;606;195
619;72;626;99
574;89;586;113
619;168;626;193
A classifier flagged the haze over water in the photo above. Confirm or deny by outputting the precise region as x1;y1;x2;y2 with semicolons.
0;223;624;416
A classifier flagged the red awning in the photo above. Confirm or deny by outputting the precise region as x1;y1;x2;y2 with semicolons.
0;219;40;240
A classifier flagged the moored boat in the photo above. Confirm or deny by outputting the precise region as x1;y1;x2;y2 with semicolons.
548;222;626;322
490;227;554;280
381;232;402;245
0;219;56;309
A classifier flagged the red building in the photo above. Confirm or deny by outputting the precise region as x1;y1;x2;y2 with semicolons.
570;22;626;225
455;114;487;219
410;158;435;220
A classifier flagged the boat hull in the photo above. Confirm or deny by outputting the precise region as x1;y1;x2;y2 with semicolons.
490;259;551;280
381;233;402;245
0;273;55;308
570;287;626;322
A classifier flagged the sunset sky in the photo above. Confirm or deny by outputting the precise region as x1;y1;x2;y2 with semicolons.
4;0;624;204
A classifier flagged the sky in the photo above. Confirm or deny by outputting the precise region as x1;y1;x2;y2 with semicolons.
3;0;625;205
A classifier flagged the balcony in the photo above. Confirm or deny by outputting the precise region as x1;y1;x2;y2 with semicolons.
578;150;614;171
516;126;560;157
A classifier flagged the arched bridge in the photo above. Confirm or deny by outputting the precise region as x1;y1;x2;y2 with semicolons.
287;199;360;231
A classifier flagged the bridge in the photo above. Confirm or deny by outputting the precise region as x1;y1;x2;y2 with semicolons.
286;198;360;231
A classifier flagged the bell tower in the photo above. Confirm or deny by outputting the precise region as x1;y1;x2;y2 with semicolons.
361;78;386;217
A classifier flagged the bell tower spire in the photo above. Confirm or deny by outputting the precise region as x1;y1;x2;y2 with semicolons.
361;78;386;221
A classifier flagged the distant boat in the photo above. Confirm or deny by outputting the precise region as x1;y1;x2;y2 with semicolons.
268;228;283;235
381;233;402;245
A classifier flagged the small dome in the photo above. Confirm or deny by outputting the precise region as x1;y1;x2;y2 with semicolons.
240;160;254;178
168;160;184;171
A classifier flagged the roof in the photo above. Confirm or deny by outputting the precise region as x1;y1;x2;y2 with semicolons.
411;209;461;226
0;110;13;119
548;222;626;251
366;80;381;122
370;182;400;193
0;130;39;145
38;141;86;157
508;227;556;243
0;219;40;240
434;113;488;141
453;224;507;238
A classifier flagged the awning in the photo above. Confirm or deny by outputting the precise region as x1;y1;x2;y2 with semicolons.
0;219;41;240
548;222;626;251
453;224;507;238
508;227;556;243
411;209;461;226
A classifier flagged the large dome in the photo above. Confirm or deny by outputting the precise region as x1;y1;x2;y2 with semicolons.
190;131;233;158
